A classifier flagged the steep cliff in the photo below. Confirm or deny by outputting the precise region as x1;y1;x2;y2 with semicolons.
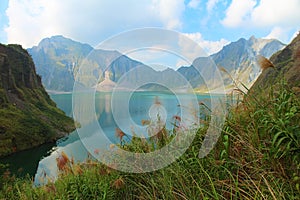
29;35;285;92
28;35;121;91
250;32;300;96
178;36;285;91
0;44;75;157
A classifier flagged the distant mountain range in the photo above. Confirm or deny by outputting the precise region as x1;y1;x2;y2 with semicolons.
28;36;121;91
28;35;285;92
178;36;285;92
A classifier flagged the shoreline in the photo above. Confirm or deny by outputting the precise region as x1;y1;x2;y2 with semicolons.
46;90;73;94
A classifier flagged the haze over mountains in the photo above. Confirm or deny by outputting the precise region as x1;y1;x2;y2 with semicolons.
179;36;285;91
28;35;285;92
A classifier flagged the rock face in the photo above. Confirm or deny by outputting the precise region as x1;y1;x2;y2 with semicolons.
29;35;285;92
250;32;300;95
178;36;285;91
28;36;121;92
0;43;75;157
29;36;190;92
95;71;117;91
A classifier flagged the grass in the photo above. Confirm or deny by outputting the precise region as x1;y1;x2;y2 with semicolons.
0;80;300;199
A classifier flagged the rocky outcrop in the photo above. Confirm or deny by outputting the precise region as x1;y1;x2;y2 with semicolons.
0;44;75;157
250;32;300;96
29;35;286;92
178;36;285;91
28;35;121;92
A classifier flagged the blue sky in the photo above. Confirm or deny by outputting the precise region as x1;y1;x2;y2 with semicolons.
0;0;299;56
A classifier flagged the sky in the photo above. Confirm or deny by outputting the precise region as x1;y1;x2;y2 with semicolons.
0;0;299;58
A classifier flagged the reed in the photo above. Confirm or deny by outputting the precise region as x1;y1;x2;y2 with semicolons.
257;55;275;71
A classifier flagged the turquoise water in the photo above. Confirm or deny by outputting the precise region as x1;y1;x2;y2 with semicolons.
1;91;213;183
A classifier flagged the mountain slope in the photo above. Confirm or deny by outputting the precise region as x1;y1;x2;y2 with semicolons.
250;32;300;95
30;36;188;92
29;35;285;92
178;36;285;91
28;36;138;91
0;43;75;157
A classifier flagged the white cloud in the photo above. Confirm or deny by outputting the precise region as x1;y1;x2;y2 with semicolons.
251;0;300;27
222;0;300;28
206;0;220;12
183;32;229;55
5;0;185;48
176;32;229;68
221;0;256;27
151;0;185;29
264;27;289;42
187;0;201;9
291;30;300;41
264;27;300;43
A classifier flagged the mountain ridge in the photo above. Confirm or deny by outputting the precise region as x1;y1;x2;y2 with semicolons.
29;35;285;92
28;36;122;91
178;36;285;91
250;32;300;95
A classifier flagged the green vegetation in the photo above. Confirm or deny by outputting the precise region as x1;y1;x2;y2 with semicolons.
0;80;299;199
0;43;75;157
0;88;75;156
0;34;299;199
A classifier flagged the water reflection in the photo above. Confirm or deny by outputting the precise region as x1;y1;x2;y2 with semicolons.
2;91;212;184
34;92;118;184
96;93;113;126
0;142;55;178
34;131;87;185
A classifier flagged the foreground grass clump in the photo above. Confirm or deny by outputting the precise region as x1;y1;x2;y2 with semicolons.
1;83;300;199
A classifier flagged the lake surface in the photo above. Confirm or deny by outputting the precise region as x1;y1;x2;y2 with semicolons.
0;91;214;184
